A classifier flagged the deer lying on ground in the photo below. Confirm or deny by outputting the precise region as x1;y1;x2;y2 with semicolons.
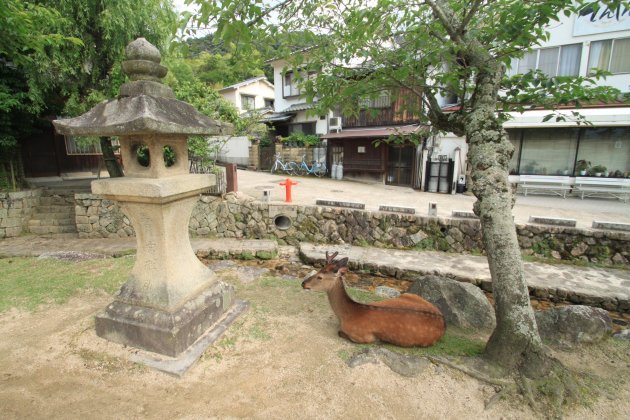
302;252;445;347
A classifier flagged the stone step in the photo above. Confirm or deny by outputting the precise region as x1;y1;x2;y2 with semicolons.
29;212;75;221
33;205;74;215
42;187;92;198
39;196;75;206
29;225;77;234
29;218;74;227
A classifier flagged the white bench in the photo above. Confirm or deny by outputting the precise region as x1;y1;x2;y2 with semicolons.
517;175;573;198
574;177;630;202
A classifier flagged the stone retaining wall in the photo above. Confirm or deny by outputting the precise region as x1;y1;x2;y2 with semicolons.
72;192;630;266
0;189;41;238
74;193;134;238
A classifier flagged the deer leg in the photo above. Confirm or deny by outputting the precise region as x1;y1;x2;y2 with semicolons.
339;328;376;344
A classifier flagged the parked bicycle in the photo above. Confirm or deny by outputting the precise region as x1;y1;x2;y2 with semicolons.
270;152;299;175
295;154;327;177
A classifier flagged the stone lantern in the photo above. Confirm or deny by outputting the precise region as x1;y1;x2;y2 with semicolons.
53;38;237;357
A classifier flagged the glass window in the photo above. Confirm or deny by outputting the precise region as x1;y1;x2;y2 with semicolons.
512;44;582;76
519;129;578;175
517;51;537;74
538;47;560;75
506;129;522;175
558;44;582;76
577;128;630;177
589;38;630;74
241;94;255;110
610;38;630;73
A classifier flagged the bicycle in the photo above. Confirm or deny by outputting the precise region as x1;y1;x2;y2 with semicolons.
270;152;299;175
295;154;327;177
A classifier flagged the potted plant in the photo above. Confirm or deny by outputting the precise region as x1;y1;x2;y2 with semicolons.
590;164;607;177
576;159;590;176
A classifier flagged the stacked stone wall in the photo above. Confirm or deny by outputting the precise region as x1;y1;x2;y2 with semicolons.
0;189;41;238
74;193;134;238
70;192;630;265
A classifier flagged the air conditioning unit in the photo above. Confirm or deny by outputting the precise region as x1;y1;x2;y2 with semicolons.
329;117;342;133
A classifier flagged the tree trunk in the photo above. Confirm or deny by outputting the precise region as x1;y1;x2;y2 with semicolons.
100;137;124;178
465;65;550;377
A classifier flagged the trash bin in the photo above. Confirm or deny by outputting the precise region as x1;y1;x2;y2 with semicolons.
456;175;466;193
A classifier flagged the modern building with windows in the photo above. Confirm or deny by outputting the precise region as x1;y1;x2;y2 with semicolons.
502;4;630;180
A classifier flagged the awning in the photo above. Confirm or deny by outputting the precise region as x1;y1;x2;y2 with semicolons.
321;124;426;139
281;102;317;112
259;112;294;123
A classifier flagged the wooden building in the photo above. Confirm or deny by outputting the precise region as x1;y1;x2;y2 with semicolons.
322;92;426;188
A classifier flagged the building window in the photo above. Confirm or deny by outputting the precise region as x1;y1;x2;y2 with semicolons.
65;136;120;155
507;127;630;177
288;122;316;135
241;94;255;110
264;98;274;108
511;44;582;76
359;91;392;109
576;127;630;176
519;128;579;175
588;38;630;74
507;129;522;175
283;70;316;97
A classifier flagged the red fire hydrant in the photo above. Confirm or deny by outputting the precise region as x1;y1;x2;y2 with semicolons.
279;178;298;203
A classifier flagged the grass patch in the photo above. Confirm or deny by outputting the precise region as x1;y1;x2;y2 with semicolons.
0;256;133;312
349;329;486;358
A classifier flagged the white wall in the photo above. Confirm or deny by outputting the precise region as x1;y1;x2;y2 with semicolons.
210;136;250;166
516;5;630;92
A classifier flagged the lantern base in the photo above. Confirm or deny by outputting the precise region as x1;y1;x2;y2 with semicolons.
95;281;234;357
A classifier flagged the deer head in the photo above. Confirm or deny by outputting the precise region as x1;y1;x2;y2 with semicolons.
302;251;348;292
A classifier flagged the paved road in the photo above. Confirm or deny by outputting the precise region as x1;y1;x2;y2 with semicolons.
236;169;630;229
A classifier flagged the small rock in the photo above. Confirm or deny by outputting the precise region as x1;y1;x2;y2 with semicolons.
535;305;612;348
346;347;429;377
612;329;630;341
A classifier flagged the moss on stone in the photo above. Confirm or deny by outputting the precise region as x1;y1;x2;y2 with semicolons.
239;251;255;260
255;250;276;260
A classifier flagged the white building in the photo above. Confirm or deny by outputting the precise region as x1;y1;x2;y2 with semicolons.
218;76;275;114
501;4;630;180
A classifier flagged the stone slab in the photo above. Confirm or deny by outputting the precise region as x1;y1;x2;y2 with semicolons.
592;221;630;232
379;205;415;214
91;174;214;202
451;210;478;219
316;199;365;210
129;299;249;377
96;281;234;356
268;204;297;218
529;216;577;227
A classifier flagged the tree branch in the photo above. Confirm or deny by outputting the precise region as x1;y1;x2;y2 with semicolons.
246;0;295;27
459;0;484;31
424;0;463;43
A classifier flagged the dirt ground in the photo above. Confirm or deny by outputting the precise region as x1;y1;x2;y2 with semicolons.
1;261;629;419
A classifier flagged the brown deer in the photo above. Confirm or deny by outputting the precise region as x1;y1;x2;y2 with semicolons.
302;252;445;347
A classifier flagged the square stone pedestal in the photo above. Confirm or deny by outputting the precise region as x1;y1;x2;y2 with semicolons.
95;281;234;357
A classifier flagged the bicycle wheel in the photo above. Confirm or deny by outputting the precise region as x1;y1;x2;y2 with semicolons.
314;163;327;177
293;162;306;176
